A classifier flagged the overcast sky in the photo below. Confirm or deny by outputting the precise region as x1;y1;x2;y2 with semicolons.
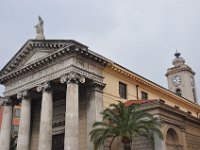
0;0;200;103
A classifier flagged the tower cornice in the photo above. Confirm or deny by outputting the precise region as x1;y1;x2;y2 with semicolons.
165;65;195;76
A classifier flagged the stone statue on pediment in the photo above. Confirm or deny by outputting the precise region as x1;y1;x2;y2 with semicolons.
35;16;45;40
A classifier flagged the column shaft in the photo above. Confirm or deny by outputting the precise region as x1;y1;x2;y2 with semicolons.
0;104;12;150
87;84;104;150
154;133;166;150
65;82;79;150
17;98;31;150
38;90;53;150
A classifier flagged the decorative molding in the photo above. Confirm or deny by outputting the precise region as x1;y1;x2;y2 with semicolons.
37;82;51;92
17;90;30;100
166;66;195;76
60;71;85;84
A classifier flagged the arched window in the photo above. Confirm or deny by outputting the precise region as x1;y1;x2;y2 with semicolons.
175;89;181;96
166;128;181;150
166;128;179;144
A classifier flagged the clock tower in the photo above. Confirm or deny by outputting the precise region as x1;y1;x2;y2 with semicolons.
166;51;197;103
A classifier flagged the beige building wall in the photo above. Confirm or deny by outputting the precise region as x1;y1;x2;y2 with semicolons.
102;65;200;117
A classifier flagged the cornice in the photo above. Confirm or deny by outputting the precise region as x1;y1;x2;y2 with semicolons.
0;40;67;75
0;40;111;84
138;100;200;124
107;64;200;111
165;65;195;76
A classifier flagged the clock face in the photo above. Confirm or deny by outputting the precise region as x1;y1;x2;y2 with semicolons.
172;75;181;85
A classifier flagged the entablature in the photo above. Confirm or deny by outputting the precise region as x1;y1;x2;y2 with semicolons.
4;65;104;97
166;65;195;76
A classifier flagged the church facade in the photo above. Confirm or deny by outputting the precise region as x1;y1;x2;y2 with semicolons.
0;38;200;150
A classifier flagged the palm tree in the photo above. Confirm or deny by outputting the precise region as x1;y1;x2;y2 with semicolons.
90;101;163;150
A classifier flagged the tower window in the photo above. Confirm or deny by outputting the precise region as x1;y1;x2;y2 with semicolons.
175;89;182;97
141;91;148;100
192;88;197;103
119;82;127;99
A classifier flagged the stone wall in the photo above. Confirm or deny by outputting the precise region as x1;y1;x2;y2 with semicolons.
132;136;154;150
104;136;154;150
185;122;200;150
186;133;200;150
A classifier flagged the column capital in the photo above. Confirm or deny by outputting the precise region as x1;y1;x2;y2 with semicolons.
37;82;52;92
89;81;106;92
60;71;85;84
1;97;13;106
17;90;30;100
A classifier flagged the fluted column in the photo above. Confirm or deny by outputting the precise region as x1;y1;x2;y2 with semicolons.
16;90;31;150
0;98;13;150
60;72;85;150
37;82;53;150
87;81;105;150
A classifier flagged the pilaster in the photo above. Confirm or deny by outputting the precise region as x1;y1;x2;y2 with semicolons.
154;121;166;150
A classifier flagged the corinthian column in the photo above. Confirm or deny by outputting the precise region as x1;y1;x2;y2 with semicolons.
0;98;13;150
60;72;85;150
16;90;31;150
37;82;53;150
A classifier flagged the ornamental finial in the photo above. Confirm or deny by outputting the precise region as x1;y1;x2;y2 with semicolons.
172;50;185;66
174;50;181;58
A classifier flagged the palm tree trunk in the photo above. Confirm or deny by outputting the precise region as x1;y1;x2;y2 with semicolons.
122;137;132;150
123;142;131;150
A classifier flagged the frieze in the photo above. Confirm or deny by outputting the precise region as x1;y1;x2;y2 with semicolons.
4;65;103;96
5;57;71;90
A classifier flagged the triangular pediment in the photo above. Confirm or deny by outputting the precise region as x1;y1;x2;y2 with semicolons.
22;50;51;66
0;40;69;75
0;39;90;77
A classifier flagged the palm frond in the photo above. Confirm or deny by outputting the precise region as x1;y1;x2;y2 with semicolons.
89;101;163;149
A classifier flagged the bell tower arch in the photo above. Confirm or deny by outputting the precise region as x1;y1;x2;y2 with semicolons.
166;51;197;103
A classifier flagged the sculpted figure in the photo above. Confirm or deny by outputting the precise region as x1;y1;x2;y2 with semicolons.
35;16;45;39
